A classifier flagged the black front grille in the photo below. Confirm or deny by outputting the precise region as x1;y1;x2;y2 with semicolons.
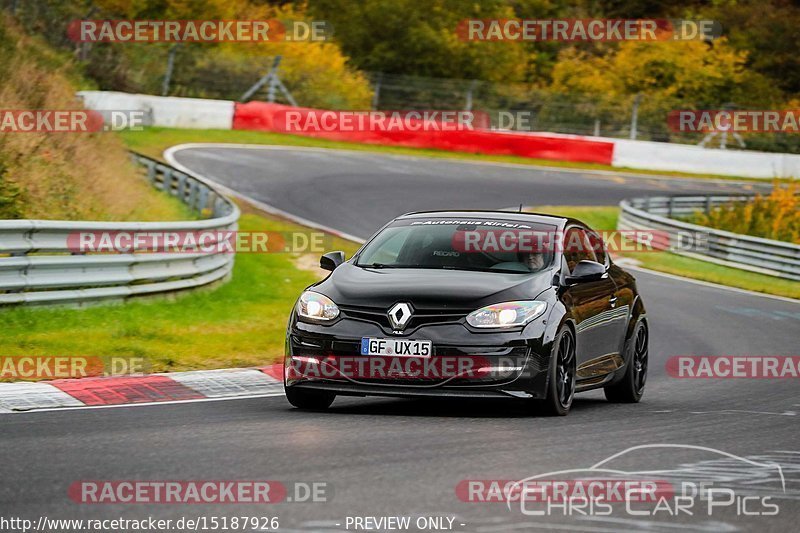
339;304;468;330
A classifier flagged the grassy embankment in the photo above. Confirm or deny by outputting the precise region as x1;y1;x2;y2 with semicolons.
0;17;188;221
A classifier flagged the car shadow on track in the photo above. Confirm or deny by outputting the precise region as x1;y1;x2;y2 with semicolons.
285;396;613;419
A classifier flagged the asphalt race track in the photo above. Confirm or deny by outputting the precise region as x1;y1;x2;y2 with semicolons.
2;145;798;532
168;145;771;239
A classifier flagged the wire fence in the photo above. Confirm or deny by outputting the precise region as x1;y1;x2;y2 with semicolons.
368;72;649;138
365;72;800;153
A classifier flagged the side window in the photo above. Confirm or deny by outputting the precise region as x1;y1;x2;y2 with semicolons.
563;227;597;273
586;230;607;265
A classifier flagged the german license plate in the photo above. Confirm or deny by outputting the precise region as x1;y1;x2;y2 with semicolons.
361;337;432;357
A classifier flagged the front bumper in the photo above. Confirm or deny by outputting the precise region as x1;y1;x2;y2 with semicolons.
284;314;552;399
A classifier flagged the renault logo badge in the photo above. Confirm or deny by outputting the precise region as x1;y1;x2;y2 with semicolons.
388;302;413;331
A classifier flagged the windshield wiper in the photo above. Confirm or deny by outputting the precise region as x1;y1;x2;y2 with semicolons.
360;262;393;269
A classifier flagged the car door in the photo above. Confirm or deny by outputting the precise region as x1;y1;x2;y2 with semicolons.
586;229;630;357
562;227;624;378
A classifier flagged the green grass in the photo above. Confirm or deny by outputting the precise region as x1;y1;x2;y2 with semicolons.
119;127;769;182
532;205;800;299
0;210;361;375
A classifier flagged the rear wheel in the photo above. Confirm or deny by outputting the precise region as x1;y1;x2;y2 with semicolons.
604;319;648;403
537;326;576;416
285;387;336;410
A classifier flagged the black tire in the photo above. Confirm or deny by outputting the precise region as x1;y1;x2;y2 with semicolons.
285;387;336;410
537;325;576;416
604;319;648;403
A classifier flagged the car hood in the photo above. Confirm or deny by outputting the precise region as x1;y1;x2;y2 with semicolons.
312;263;553;310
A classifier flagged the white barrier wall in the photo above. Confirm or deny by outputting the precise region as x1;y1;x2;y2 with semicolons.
77;91;234;129
612;138;800;179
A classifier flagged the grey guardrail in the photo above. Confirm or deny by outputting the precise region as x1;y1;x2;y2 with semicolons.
618;195;800;281
0;153;240;306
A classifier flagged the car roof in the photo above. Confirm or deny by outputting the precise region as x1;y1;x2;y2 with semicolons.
396;210;580;229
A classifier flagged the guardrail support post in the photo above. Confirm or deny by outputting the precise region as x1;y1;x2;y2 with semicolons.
176;173;187;198
147;161;157;184
630;93;642;140
160;168;172;191
188;181;198;211
197;187;209;214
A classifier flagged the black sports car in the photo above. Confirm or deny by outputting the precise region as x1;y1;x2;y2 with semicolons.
284;211;648;415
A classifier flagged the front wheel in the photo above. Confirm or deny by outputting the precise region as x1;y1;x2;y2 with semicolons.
285;387;336;410
536;326;576;416
604;319;648;403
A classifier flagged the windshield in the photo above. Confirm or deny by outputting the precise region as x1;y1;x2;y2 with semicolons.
356;218;557;273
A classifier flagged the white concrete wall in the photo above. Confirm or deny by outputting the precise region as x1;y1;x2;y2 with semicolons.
612;138;800;179
77;91;234;129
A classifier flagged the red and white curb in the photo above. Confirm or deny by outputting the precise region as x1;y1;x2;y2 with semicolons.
0;364;284;414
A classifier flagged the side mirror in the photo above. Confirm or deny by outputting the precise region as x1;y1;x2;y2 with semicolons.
564;260;606;285
320;251;346;271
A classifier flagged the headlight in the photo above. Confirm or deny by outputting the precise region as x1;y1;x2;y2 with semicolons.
466;301;547;328
296;291;340;321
